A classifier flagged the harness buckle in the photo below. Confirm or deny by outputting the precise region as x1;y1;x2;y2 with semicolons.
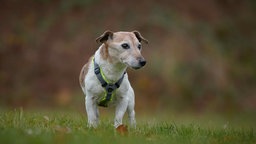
105;84;116;93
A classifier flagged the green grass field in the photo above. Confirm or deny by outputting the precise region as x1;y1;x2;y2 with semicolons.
0;108;255;144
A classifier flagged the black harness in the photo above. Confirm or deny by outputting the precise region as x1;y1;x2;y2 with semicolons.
93;58;126;107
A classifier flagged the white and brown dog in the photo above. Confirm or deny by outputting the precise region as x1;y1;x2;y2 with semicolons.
79;30;148;129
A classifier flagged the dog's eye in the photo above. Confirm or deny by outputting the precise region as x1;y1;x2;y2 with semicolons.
121;43;130;49
138;44;142;50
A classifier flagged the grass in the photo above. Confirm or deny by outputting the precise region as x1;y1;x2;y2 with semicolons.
0;108;255;144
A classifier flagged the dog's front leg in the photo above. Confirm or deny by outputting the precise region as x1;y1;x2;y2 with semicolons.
85;95;99;128
114;97;129;128
127;94;136;128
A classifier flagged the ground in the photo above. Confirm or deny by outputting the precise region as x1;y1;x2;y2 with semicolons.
0;108;255;144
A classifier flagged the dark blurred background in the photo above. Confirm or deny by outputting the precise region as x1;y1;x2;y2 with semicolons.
0;0;256;114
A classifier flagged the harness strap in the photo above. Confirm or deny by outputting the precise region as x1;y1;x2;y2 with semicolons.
93;58;126;107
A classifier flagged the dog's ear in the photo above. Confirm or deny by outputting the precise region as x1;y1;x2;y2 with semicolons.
133;31;149;44
96;30;114;43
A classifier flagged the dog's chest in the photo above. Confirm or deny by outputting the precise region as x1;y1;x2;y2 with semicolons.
86;77;120;100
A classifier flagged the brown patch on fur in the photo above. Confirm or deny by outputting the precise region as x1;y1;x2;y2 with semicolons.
116;124;128;135
100;43;109;60
95;30;113;43
133;31;149;44
79;56;93;89
113;32;135;43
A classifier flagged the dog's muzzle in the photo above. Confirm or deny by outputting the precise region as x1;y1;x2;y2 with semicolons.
132;58;146;70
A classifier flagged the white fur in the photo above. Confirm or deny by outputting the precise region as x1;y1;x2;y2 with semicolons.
80;31;147;128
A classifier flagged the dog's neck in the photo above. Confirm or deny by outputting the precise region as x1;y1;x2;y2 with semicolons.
94;45;127;83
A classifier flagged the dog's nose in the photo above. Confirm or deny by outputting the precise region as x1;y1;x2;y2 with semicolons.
139;59;147;67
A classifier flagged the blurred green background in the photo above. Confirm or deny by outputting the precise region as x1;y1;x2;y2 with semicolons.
0;0;256;115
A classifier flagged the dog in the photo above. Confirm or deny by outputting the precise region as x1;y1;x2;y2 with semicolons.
79;30;148;129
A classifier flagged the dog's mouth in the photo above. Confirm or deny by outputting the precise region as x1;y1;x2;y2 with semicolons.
131;66;143;70
124;62;141;70
123;62;142;70
121;59;146;70
131;62;147;70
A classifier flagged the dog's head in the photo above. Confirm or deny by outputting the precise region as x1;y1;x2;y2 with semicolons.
96;30;148;69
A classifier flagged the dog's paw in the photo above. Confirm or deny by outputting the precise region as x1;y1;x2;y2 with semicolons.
116;124;128;135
